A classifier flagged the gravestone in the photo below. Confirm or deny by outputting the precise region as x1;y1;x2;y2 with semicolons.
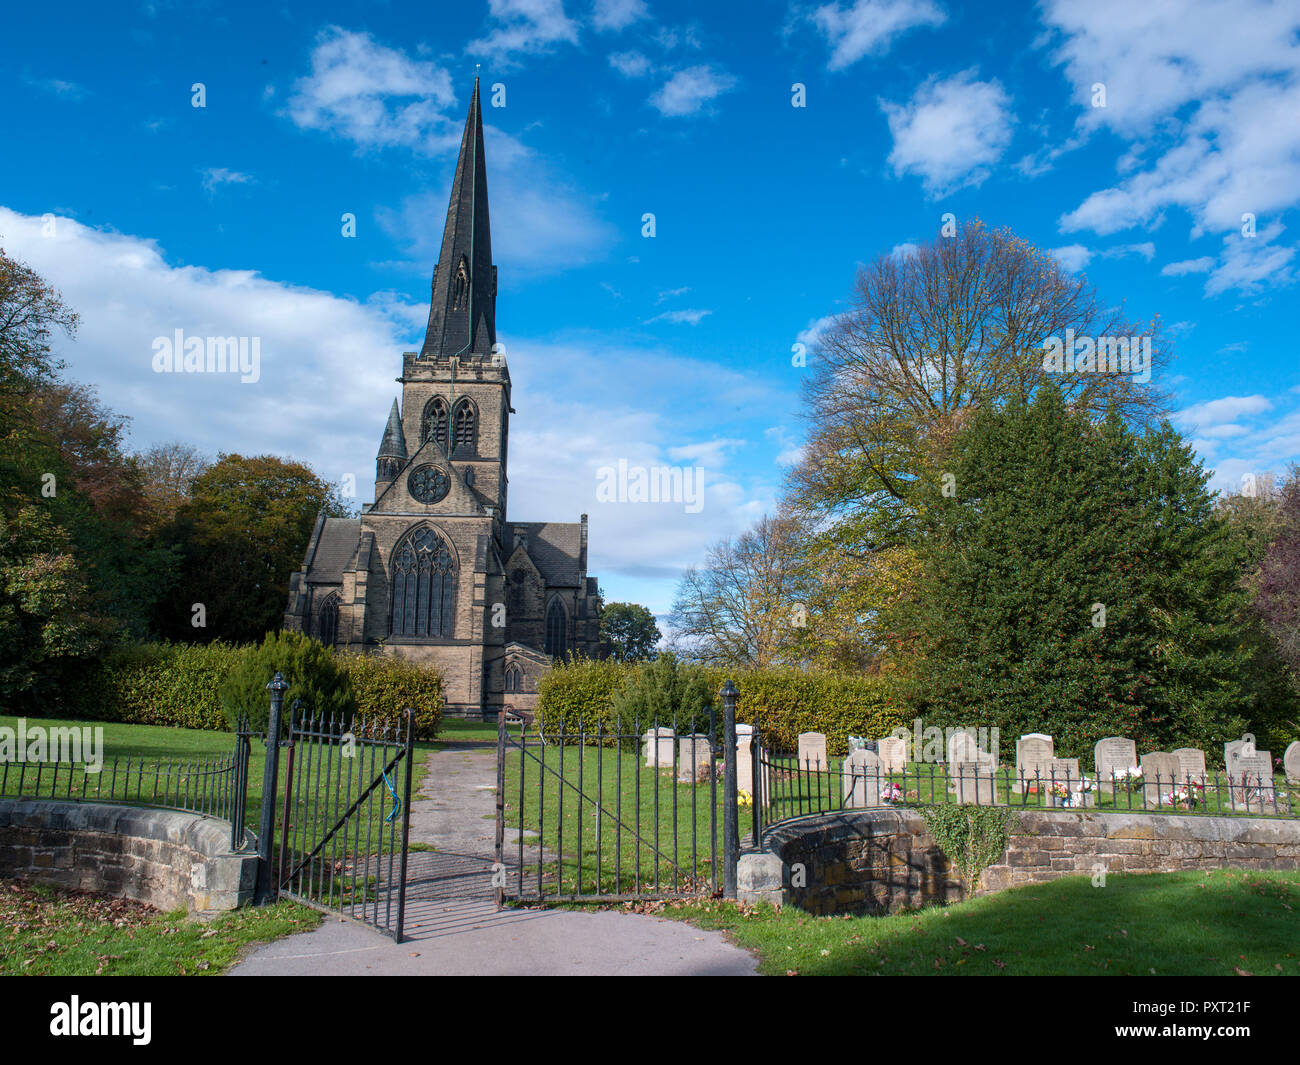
877;736;908;775
1230;751;1276;811
642;727;675;768
1139;752;1182;810
1285;741;1300;786
1045;757;1089;806
842;749;883;809
1224;738;1250;780
948;729;996;767
1015;733;1055;792
1172;747;1207;784
734;725;765;804
847;735;869;753
797;732;828;769
1049;757;1081;782
1094;736;1138;793
676;734;712;783
951;761;997;805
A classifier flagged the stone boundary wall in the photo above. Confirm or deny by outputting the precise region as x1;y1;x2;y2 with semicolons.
738;808;1300;916
0;800;258;915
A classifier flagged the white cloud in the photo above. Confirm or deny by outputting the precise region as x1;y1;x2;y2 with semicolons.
1205;222;1297;296
284;26;459;154
889;242;919;259
655;286;691;303
1098;242;1154;262
810;0;946;71
645;308;713;325
1161;256;1215;277
200;168;256;195
608;50;653;77
797;314;838;347
0;206;772;617
592;0;648;33
1176;394;1274;432
24;76;88;99
1050;244;1092;272
468;0;580;64
880;70;1014;195
1044;0;1300;294
649;65;738;117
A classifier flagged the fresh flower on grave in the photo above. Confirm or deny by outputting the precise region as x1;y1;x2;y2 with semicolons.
1049;781;1071;799
880;783;904;803
1164;786;1199;810
737;788;753;807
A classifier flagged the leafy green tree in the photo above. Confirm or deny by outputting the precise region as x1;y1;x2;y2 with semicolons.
610;652;713;738
599;601;662;662
893;387;1255;756
218;630;355;734
157;454;351;643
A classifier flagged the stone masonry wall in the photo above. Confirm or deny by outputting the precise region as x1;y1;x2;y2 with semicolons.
0;800;258;915
738;807;1300;916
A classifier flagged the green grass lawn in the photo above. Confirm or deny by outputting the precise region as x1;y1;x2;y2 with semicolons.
666;869;1300;976
501;739;754;897
0;878;321;975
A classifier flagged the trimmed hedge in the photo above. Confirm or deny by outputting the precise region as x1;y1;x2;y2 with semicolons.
64;641;443;740
338;652;443;740
536;658;907;754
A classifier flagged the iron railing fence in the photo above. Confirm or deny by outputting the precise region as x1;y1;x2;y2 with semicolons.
0;716;257;850
754;742;1297;835
497;712;735;902
274;707;414;941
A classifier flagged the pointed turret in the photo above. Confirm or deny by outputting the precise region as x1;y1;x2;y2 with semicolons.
420;78;496;359
377;398;407;459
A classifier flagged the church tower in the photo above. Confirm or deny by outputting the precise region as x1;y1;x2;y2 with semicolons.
284;78;604;719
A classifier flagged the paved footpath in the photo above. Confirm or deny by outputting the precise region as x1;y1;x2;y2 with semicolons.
230;740;756;976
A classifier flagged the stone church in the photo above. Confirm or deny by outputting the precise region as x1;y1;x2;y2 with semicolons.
284;78;603;718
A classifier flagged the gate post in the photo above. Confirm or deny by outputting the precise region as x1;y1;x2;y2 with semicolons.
254;672;288;905
720;679;739;899
393;708;415;943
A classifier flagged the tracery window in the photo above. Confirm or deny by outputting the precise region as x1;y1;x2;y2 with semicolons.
544;599;568;659
390;528;456;638
315;592;339;647
453;399;477;452
505;665;522;693
422;397;449;447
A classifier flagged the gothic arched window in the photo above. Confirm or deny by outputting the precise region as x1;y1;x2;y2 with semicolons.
422;397;448;447
505;665;522;693
544;599;568;659
453;399;477;452
315;592;339;647
390;528;456;638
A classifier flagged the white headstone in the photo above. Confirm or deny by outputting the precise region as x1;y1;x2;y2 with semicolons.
676;734;713;783
1285;741;1300;786
1230;751;1276;811
876;736;908;775
1224;738;1250;780
1015;733;1055;790
842;749;883;808
1094;736;1138;792
1172;747;1207;783
642;727;675;768
947;729;995;767
797;732;828;769
1139;752;1182;810
951;762;997;805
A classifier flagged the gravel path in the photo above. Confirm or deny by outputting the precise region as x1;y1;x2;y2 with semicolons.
229;739;756;976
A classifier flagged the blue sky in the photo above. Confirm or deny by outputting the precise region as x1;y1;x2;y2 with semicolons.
2;0;1298;619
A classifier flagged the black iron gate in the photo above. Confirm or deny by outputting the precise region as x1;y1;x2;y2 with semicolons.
274;702;415;941
495;680;742;903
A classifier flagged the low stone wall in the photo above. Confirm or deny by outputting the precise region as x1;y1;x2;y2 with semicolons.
0;800;258;915
739;807;1300;916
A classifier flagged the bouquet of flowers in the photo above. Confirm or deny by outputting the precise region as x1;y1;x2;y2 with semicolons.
1163;785;1200;810
737;788;753;807
1110;766;1143;793
880;782;904;803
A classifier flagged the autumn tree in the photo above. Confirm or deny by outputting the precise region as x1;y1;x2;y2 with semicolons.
156;453;351;643
786;220;1172;668
667;514;809;668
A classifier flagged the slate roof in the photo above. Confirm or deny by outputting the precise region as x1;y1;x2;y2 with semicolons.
304;518;361;584
513;522;583;587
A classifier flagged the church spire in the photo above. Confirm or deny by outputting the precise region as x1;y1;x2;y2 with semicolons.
419;77;496;359
377;398;407;459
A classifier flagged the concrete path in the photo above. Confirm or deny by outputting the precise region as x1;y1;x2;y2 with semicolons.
230;739;756;976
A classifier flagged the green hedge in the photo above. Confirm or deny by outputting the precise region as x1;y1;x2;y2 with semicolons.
65;641;443;740
338;653;443;740
536;658;907;753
